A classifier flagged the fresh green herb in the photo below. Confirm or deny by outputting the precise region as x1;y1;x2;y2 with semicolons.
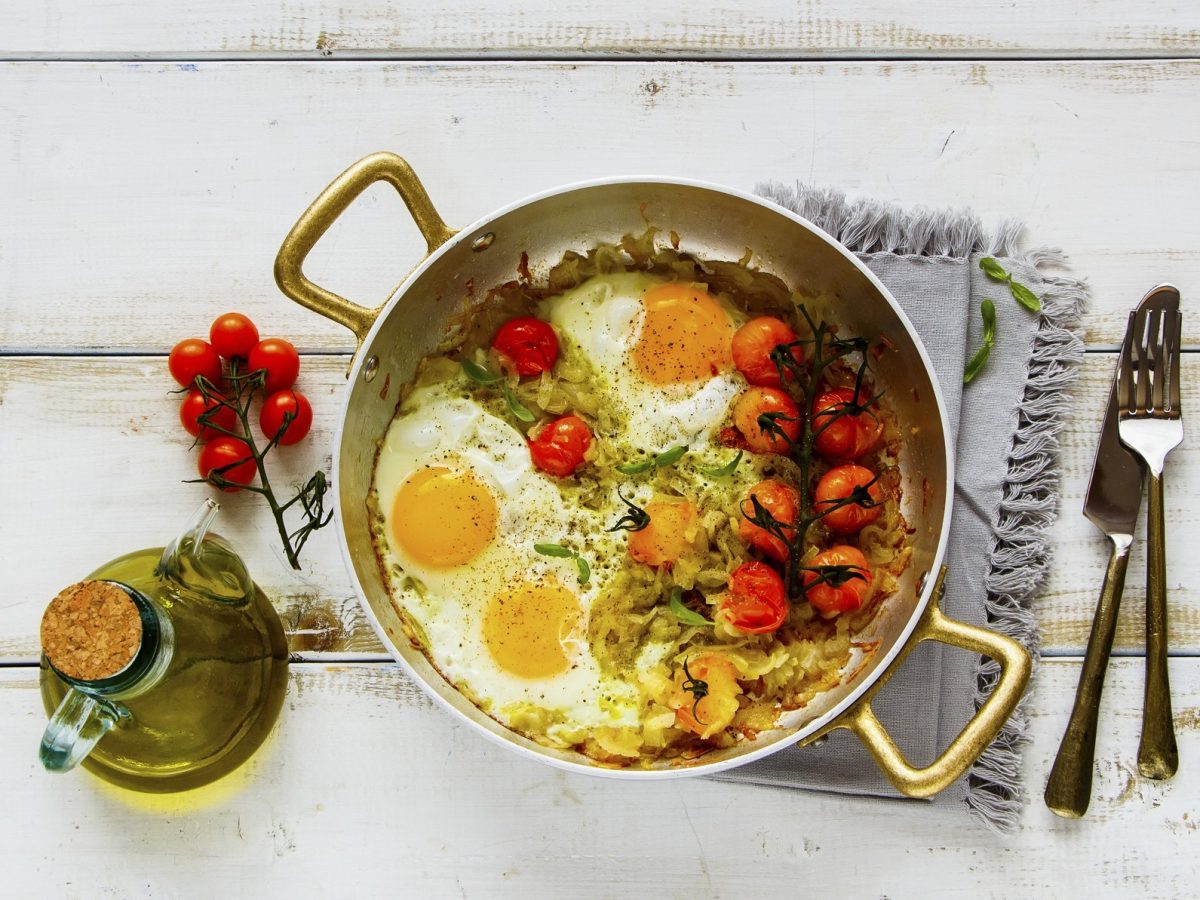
606;487;651;532
699;450;742;478
461;357;535;423
615;458;655;475
616;444;688;475
669;586;712;627
460;358;501;384
963;299;997;384
978;257;1041;313
533;542;590;584
680;657;709;724
501;382;535;422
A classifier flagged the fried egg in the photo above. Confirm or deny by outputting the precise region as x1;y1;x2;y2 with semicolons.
540;272;745;455
372;381;640;742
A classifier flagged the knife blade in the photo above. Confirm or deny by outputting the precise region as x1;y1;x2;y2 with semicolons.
1045;287;1162;818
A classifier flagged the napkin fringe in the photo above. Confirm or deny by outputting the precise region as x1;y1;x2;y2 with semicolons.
758;182;1087;832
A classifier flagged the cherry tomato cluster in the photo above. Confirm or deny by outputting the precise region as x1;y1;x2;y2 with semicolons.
168;312;312;491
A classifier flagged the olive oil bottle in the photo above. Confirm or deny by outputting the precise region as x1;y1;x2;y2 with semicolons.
39;499;289;793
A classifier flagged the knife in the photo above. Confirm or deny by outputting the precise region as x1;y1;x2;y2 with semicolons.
1044;290;1151;818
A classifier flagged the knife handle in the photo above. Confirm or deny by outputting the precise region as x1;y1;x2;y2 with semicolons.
1138;472;1178;779
1045;533;1131;818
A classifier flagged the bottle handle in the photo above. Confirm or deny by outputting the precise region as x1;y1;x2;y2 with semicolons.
40;687;125;773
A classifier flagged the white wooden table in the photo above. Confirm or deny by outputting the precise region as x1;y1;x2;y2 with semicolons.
3;3;1199;895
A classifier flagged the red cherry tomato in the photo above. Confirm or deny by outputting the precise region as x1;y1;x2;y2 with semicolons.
247;338;300;393
731;316;805;387
492;317;560;376
179;389;237;441
812;387;882;461
738;479;800;563
197;436;257;492
209;312;260;359
732;387;800;453
814;465;883;534
528;414;593;477
803;546;872;615
168;338;223;388
259;389;313;446
721;561;788;634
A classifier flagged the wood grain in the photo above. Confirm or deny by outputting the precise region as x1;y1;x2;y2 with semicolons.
1;353;1194;661
2;61;1199;352
3;658;1196;895
4;1;1199;59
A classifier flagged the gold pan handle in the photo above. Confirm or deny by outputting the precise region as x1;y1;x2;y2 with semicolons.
273;152;457;344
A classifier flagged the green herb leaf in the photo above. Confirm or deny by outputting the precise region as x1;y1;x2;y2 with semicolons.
700;450;743;478
615;458;655;475
534;542;574;558
653;444;688;468
669;586;712;626
979;257;1010;282
1009;280;1042;313
502;382;535;423
963;299;997;384
574;554;591;585
461;358;501;384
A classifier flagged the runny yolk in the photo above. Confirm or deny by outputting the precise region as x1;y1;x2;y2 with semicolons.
391;466;498;567
634;283;734;384
483;579;582;679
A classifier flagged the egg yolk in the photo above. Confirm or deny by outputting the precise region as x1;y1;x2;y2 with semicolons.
390;466;498;567
634;284;734;384
484;579;582;679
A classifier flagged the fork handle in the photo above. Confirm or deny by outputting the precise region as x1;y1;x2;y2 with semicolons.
1139;471;1178;779
1045;533;1131;818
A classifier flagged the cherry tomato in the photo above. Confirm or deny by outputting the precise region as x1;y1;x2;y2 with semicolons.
491;316;559;377
732;386;800;453
247;338;300;393
260;389;313;446
168;338;223;388
670;654;742;739
738;479;800;563
812;387;882;461
197;436;257;492
721;561;788;634
528;414;593;477
803;546;872;615
731;316;805;387
209;312;260;359
179;389;237;441
628;500;700;568
814;465;883;534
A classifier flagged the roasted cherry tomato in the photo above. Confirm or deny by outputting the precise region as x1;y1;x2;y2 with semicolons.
721;561;788;634
669;654;742;739
248;338;300;393
491;316;560;377
732;386;800;453
814;464;883;534
803;545;872;615
197;436;257;492
731;316;805;387
628;500;700;568
260;389;313;446
738;479;800;563
812;386;882;461
528;414;592;477
168;338;223;388
209;312;260;359
179;389;237;441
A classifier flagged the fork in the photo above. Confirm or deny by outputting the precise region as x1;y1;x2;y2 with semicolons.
1116;290;1183;779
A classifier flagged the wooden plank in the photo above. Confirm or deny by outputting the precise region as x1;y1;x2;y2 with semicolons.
2;658;1196;895
1;353;1195;660
1;61;1198;353
4;1;1200;59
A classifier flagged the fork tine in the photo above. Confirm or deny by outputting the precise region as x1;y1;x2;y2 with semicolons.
1118;310;1136;415
1167;309;1182;413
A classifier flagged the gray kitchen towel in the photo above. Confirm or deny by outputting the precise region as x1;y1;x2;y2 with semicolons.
712;184;1087;831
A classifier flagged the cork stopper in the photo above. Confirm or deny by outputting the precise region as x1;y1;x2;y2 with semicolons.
41;581;143;682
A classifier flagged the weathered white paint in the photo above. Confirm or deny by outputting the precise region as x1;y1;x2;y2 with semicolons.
2;61;1199;353
1;354;1195;660
3;659;1195;896
4;1;1200;59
